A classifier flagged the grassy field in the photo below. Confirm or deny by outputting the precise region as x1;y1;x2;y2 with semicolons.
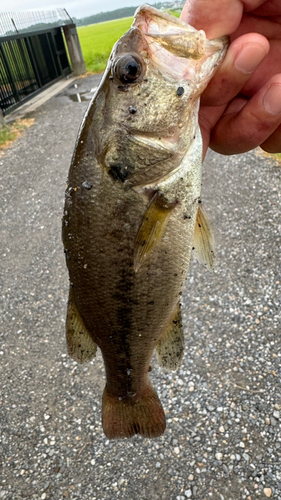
77;10;180;73
77;17;133;73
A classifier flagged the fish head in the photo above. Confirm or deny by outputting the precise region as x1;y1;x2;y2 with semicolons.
93;5;228;184
104;5;228;136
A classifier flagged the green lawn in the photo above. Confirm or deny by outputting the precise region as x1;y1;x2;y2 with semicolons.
77;10;180;74
77;17;133;73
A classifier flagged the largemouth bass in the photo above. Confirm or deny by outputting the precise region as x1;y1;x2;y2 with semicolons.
62;5;228;439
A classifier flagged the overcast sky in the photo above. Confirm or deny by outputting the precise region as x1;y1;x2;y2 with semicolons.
1;0;143;19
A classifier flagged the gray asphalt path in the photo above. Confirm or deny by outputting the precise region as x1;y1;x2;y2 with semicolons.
0;74;280;500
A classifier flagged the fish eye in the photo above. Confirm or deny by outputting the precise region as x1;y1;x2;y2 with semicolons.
114;54;143;84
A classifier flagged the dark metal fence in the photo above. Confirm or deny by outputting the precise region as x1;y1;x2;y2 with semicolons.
0;9;72;36
0;10;73;115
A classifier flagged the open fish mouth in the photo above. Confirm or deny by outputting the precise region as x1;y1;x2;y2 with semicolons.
109;4;229;86
133;4;228;68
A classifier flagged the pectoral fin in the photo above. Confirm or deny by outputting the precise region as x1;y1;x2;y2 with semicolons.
156;303;184;370
66;289;97;363
192;204;215;271
134;191;176;272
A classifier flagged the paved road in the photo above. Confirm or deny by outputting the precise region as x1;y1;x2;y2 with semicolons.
0;74;280;500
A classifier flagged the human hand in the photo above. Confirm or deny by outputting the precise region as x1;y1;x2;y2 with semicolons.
180;0;281;157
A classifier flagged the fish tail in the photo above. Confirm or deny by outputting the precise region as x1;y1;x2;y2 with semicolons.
102;382;166;439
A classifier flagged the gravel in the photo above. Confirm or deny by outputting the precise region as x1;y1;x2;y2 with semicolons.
0;74;280;499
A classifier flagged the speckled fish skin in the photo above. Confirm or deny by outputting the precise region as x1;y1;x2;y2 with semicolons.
62;5;228;439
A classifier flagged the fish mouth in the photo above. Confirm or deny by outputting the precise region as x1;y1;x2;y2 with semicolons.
133;4;207;59
132;4;229;81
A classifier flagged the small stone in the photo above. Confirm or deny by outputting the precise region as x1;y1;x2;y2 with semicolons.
174;447;180;455
215;453;223;461
236;454;241;461
264;488;272;497
230;455;236;460
273;410;280;419
219;426;225;433
188;474;194;481
90;459;95;465
189;386;194;392
185;490;192;498
265;418;270;425
156;462;161;468
239;442;245;448
243;453;250;462
41;495;47;500
270;417;277;426
63;492;69;498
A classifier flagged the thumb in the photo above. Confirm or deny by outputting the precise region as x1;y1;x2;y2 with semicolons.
180;0;263;38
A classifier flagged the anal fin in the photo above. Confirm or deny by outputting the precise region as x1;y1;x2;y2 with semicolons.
66;289;97;363
134;191;176;272
156;303;184;370
192;204;215;271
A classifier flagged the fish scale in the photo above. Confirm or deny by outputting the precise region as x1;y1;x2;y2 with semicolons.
62;4;228;439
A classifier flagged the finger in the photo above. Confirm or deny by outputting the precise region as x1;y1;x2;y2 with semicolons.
180;0;266;38
199;104;228;159
260;125;281;153
209;75;281;154
201;34;269;107
180;0;243;37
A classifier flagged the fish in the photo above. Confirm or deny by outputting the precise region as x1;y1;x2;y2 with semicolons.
62;4;228;439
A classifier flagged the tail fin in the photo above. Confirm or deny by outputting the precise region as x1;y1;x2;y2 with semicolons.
102;382;166;439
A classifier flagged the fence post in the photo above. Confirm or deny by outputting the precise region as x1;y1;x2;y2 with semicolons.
0;109;5;128
62;24;85;76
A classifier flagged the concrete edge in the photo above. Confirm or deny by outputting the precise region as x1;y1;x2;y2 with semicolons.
5;76;77;124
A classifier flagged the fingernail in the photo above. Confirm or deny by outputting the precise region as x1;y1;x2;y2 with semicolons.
234;44;266;75
263;84;281;115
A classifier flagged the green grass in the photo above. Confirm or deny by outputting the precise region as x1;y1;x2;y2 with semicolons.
77;10;180;74
0;125;16;147
167;10;180;18
0;119;34;153
77;17;133;73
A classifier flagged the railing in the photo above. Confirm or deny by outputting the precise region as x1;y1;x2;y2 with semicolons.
0;9;73;37
0;24;71;115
